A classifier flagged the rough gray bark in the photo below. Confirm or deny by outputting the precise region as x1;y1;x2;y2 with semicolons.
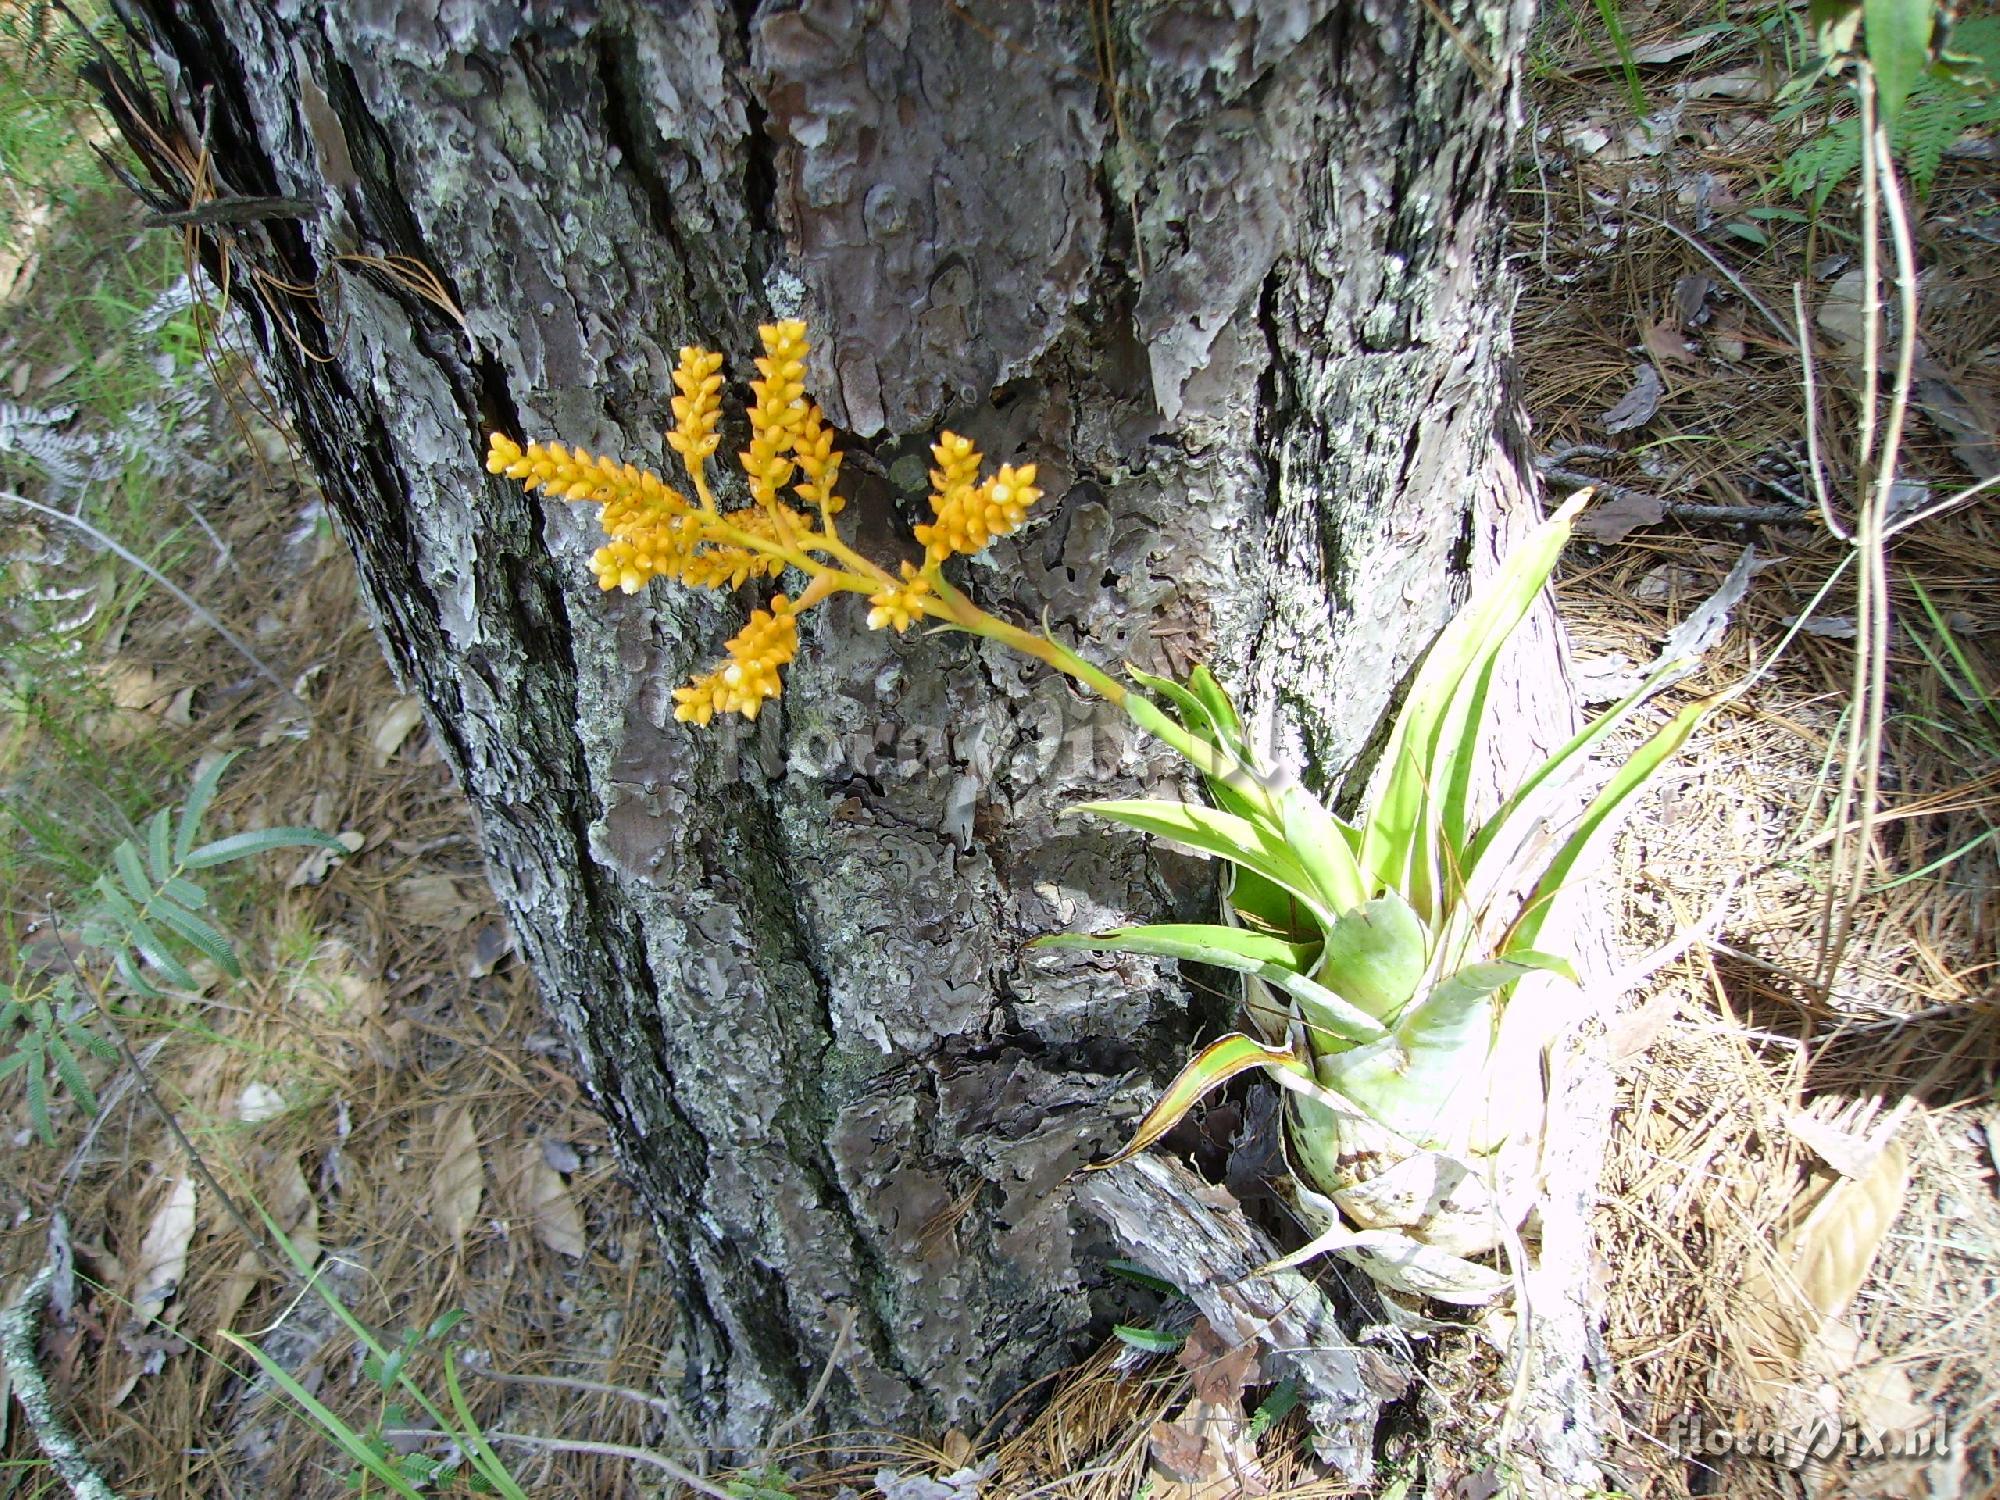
98;0;1608;1482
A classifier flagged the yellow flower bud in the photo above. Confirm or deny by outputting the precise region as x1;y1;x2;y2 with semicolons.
672;595;801;724
665;346;726;465
866;563;933;633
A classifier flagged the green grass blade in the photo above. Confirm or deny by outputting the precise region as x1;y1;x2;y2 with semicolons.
218;1332;428;1500
1591;0;1648;113
440;1350;531;1500
1908;575;1998;734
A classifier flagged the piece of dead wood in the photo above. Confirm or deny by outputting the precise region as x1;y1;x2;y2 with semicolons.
1075;1154;1411;1487
2;1263;123;1500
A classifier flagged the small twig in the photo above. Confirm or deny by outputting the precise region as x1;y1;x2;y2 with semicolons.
380;1427;737;1498
765;1305;856;1452
1535;460;1801;525
2;1264;124;1500
1883;471;2000;540
469;1365;705;1461
1601;876;1743;996
1816;69;1913;999
1794;282;1841;538
0;488;304;715
60;1033;170;1185
181;494;231;568
45;907;286;1277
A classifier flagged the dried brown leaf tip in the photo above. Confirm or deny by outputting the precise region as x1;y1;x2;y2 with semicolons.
486;319;1053;725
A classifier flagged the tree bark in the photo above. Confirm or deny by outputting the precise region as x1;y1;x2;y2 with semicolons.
99;0;1604;1478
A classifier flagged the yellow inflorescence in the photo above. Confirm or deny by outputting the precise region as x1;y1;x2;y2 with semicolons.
665;346;725;468
740;320;809;511
486;320;1051;724
792;401;844;519
913;435;1041;566
866;562;933;633
671;596;799;724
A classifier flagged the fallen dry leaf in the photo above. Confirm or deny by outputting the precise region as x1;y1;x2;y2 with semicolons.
518;1141;586;1259
1642;318;1700;367
1707;304;1747;362
1626;32;1711;65
1599;363;1665;434
237;1081;288;1123
129;1175;197;1331
267;1152;320;1269
210;1248;262;1337
1147;1396;1271;1499
1673;272;1716;326
433;1108;485;1251
1576;489;1667;543
1679;66;1772;100
1743;1137;1909;1371
211;1152;319;1335
286;829;364;889
1178;1314;1261;1408
396;873;479;932
371;696;426;765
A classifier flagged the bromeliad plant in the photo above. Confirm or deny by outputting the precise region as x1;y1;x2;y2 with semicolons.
1041;498;1720;1302
488;323;1718;1305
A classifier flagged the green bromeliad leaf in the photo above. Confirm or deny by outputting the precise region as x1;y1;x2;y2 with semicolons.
1277;784;1368;918
1508;691;1721;951
1312;892;1429;1026
1359;491;1589;920
1089;1033;1319;1170
1039;924;1388;1046
1313;954;1574;1146
1064;799;1334;928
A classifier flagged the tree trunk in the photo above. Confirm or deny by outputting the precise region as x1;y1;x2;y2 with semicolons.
100;0;1603;1477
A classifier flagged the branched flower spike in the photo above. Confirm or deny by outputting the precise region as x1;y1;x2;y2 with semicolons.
486;320;1082;727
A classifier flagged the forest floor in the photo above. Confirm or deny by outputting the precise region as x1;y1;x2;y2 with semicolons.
1;5;1995;1500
